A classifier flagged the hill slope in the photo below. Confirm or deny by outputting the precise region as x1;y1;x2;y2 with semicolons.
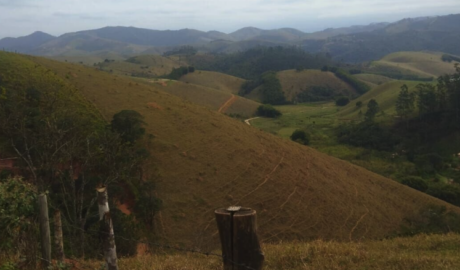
339;80;421;118
302;14;460;62
179;70;245;94
277;69;357;101
370;51;459;78
9;52;459;250
0;31;56;53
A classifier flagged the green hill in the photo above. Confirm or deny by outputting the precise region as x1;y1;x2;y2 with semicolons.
179;70;245;94
278;69;357;101
353;73;394;87
4;52;458;250
96;55;184;77
369;51;459;78
339;80;421;119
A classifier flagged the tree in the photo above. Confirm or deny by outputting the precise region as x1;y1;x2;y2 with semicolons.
111;110;146;144
335;96;350;106
416;84;438;116
290;130;310;145
395;84;415;119
260;72;285;105
365;99;379;122
356;101;363;108
256;105;282;118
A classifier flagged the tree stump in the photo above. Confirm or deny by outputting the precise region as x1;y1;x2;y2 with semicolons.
215;207;264;270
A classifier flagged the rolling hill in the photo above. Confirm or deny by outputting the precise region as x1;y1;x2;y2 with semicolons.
3;52;459;251
339;80;421;119
369;51;460;78
353;73;394;87
179;70;245;94
277;69;357;101
302;14;460;62
0;31;56;53
96;55;184;77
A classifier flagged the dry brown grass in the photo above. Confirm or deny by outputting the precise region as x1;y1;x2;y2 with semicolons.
277;69;357;101
179;70;245;95
53;233;460;270
12;53;459;252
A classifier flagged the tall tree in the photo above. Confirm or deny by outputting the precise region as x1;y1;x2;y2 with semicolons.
395;84;416;119
365;99;380;122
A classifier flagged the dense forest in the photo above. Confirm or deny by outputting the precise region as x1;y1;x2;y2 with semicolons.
187;46;332;80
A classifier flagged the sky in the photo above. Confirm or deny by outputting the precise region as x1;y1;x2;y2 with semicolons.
1;0;460;38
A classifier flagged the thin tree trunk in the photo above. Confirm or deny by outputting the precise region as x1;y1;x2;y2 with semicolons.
97;186;119;270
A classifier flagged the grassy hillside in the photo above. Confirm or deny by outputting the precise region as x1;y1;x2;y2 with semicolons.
136;78;259;117
8;52;458;251
179;70;245;94
370;51;459;78
353;73;394;87
97;55;184;77
339;80;421;119
278;69;357;101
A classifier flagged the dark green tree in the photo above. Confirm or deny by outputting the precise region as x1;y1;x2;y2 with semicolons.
365;99;379;122
290;130;310;145
335;96;350;106
395;84;415;119
416;84;438;116
111;110;146;143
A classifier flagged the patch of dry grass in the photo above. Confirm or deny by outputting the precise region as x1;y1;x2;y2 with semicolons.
278;69;356;101
61;233;460;270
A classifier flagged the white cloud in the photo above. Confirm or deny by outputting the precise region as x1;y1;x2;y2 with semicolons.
0;0;459;38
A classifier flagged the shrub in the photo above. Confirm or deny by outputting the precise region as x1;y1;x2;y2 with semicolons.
111;110;146;143
290;130;310;145
426;183;460;206
257;105;282;118
0;177;37;252
400;176;428;192
356;101;363;108
335;96;350;106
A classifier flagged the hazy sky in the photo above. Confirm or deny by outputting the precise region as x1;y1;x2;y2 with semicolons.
1;0;460;38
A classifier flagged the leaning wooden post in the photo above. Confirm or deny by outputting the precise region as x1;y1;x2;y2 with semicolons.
215;206;264;270
38;193;52;267
97;186;119;270
54;210;65;263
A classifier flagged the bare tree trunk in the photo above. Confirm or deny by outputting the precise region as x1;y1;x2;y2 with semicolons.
97;186;119;270
38;194;52;268
54;210;65;263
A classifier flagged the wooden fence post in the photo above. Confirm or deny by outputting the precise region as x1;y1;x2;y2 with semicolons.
97;186;119;270
215;206;264;270
54;210;65;263
38;193;51;267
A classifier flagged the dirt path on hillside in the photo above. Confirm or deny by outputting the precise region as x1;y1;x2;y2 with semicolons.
244;117;260;125
218;94;237;113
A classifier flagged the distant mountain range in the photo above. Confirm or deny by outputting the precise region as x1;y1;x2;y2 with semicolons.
1;13;460;62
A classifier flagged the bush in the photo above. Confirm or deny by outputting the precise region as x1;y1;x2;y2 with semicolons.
426;183;460;206
257;105;282;118
356;101;363;108
290;130;310;145
111;110;146;143
0;177;37;252
335;96;350;106
400;205;460;236
400;176;428;192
